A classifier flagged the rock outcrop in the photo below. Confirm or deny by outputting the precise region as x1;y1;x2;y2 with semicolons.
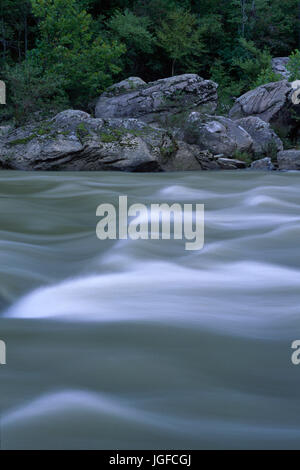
95;74;218;125
183;112;253;157
277;150;300;170
2;73;300;172
235;116;283;157
229;80;297;133
0;109;248;172
251;157;274;170
0;111;170;171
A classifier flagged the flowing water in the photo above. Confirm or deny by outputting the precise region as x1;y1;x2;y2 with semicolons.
0;170;300;450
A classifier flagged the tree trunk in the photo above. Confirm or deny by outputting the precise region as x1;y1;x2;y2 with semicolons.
240;0;246;37
172;59;176;76
24;13;28;57
298;1;300;49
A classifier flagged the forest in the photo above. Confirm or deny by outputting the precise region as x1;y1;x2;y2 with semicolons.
1;0;300;124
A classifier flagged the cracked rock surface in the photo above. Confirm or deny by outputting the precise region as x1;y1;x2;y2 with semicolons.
95;74;218;125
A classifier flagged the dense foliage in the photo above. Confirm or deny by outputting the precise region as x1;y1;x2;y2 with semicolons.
1;0;300;123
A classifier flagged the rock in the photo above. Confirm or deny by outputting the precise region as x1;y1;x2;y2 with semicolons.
160;141;202;171
236;116;283;157
277;150;300;170
0;109;249;172
183;112;253;157
161;144;223;171
229;80;297;133
95;74;218;125
251;157;275;170
0;110;176;172
106;77;147;95
196;150;221;170
0;125;13;137
217;157;247;170
271;57;291;80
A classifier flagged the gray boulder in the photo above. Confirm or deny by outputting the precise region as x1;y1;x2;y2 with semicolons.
195;150;221;170
229;80;297;133
236;116;283;157
183;112;253;157
160;141;203;171
106;77;147;94
0;109;228;172
271;57;291;80
161;145;223;171
277;150;300;170
95;74;218;125
0;110;174;171
251;157;274;170
217;157;247;170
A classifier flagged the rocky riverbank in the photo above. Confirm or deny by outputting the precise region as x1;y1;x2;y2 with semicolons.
1;73;300;172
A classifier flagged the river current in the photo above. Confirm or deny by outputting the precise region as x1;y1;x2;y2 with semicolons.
0;170;300;449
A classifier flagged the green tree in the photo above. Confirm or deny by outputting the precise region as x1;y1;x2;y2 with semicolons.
31;0;125;108
107;9;155;76
287;49;300;80
233;38;281;91
1;60;68;124
0;0;33;63
156;9;204;76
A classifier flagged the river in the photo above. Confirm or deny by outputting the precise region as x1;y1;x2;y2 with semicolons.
0;170;300;449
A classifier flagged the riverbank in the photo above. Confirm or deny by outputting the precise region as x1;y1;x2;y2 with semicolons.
1;74;300;172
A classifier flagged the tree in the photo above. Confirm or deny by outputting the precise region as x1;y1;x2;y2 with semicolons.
1;60;68;124
233;38;281;91
30;0;125;108
156;9;204;76
107;9;155;76
0;0;33;63
287;49;300;80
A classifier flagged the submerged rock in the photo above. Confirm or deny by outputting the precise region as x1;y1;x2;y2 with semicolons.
95;74;218;125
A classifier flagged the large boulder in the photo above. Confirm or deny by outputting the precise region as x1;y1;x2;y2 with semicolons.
277;150;300;170
95;74;218;125
161;145;225;171
229;80;300;134
183;112;253;157
160;141;203;171
0;110;251;172
106;77;146;94
236;116;283;157
0;110;227;172
0;110;174;171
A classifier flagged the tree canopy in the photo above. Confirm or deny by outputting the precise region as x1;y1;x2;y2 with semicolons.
1;0;300;123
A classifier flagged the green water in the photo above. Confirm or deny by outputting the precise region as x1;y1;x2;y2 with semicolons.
1;170;300;449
